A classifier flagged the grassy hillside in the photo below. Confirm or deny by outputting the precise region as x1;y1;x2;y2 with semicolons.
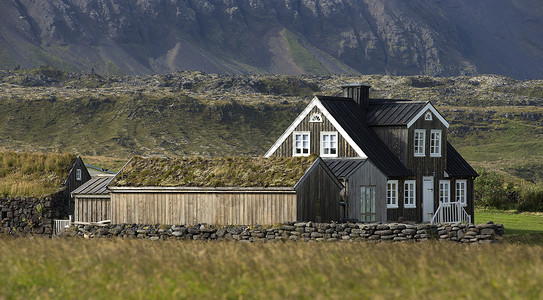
1;67;543;181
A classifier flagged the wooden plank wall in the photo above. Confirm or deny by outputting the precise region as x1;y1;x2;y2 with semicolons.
74;197;111;223
272;106;359;157
296;163;342;222
347;160;388;222
109;192;297;225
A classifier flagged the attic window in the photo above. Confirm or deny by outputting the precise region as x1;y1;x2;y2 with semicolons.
309;113;323;123
76;169;82;181
425;111;433;121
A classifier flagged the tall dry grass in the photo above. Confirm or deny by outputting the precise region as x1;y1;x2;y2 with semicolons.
1;239;542;299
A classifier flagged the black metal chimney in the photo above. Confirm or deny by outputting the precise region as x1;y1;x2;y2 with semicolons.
341;83;371;112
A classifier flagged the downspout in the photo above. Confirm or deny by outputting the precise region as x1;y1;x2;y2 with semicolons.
344;178;348;220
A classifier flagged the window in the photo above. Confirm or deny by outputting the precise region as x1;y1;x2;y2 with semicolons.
293;132;310;156
387;180;398;208
360;186;376;222
456;180;467;206
320;131;338;157
430;130;442;157
439;180;450;204
414;129;426;157
309;113;323;123
76;169;82;181
425;111;433;121
404;180;416;208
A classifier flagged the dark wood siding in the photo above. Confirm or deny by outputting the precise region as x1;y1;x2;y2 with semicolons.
371;126;409;164
346;160;388;222
271;106;360;157
64;157;92;215
296;161;342;222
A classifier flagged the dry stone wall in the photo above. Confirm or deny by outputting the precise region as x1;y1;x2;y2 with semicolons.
62;221;505;244
0;191;69;236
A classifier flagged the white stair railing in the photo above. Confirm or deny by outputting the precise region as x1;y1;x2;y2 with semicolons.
431;201;471;224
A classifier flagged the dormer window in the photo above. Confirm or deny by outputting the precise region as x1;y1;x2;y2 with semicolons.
425;111;433;121
414;129;426;157
76;169;82;181
309;113;323;123
293;131;310;156
430;130;442;157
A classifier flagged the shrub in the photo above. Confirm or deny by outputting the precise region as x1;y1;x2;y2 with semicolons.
474;169;515;209
518;183;543;212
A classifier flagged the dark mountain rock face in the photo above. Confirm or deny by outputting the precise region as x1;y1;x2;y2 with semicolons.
1;0;542;78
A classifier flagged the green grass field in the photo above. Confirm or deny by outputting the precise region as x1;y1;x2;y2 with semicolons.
1;238;542;299
475;208;543;244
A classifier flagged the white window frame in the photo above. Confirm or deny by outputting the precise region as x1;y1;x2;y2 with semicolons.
293;131;310;156
439;180;450;205
387;180;399;208
320;131;338;157
414;129;426;157
456;180;467;206
430;129;442;157
76;168;82;181
404;180;416;208
309;113;323;123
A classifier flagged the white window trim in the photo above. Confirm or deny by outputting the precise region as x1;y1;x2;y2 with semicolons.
320;131;338;157
414;129;426;157
309;113;323;123
456;180;467;206
439;180;450;205
430;129;442;157
292;131;310;156
404;180;416;208
387;180;399;208
76;168;82;181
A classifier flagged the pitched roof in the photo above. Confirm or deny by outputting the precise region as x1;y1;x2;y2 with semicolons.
317;96;414;177
111;156;320;188
323;158;366;179
72;175;115;195
446;143;478;177
367;99;427;126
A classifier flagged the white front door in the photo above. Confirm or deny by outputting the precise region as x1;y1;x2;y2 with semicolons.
423;177;434;222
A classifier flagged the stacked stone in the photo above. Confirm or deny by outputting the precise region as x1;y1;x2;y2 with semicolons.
63;221;504;244
0;191;67;236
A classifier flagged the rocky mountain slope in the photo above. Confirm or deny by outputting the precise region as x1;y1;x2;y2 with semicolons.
1;67;543;180
1;0;542;78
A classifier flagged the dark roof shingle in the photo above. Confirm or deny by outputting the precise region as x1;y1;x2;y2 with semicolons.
72;175;115;195
446;143;478;177
367;99;427;126
323;158;366;179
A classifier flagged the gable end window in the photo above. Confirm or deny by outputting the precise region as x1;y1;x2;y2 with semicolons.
320;131;338;157
439;180;450;205
76;169;82;181
293;132;310;156
414;129;426;157
425;111;433;121
387;180;398;208
309;113;323;123
456;180;467;206
404;180;416;208
430;130;442;157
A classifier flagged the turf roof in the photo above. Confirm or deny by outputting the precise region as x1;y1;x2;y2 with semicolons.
112;155;319;188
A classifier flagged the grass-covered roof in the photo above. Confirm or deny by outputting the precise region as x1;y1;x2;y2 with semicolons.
112;155;319;188
0;150;77;197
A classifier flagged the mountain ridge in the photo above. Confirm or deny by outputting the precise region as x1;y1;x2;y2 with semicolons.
1;0;542;78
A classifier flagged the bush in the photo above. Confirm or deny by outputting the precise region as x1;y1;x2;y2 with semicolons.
518;183;543;212
474;169;516;209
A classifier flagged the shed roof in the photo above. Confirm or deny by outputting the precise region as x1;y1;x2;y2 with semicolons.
111;155;319;188
72;175;115;195
323;158;366;179
446;143;479;177
367;100;427;126
317;96;414;177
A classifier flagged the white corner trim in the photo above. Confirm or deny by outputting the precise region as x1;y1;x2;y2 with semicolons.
407;103;450;129
264;97;368;158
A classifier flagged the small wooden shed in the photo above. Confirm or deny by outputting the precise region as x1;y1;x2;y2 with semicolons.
108;156;343;225
71;175;114;223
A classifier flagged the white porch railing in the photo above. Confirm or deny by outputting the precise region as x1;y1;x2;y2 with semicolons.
430;201;471;224
53;216;72;235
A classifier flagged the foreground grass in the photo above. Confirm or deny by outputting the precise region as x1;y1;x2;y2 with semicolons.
1;239;542;299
